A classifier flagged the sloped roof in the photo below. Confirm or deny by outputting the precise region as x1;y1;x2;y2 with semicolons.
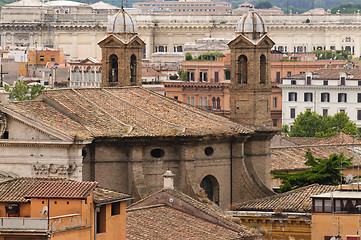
271;133;361;171
1;87;253;140
0;178;130;203
286;69;361;80
142;67;165;77
6;0;43;6
90;1;119;9
236;184;338;213
127;205;245;240
24;181;98;199
128;188;257;239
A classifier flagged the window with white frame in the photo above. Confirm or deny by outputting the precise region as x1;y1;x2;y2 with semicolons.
289;92;297;101
304;92;313;102
321;93;330;102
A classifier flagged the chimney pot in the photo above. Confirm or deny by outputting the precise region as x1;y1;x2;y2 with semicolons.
163;170;175;190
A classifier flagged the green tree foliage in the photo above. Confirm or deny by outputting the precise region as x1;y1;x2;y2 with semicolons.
6;80;44;101
274;149;352;192
331;2;361;14
185;53;193;61
195;51;225;61
315;50;351;60
180;71;187;81
288;110;360;138
169;74;179;80
255;0;272;9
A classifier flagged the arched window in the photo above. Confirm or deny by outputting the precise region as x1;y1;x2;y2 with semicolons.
130;54;137;84
212;97;216;110
200;175;219;205
88;67;92;82
216;97;221;110
237;55;247;84
109;54;118;84
260;55;266;84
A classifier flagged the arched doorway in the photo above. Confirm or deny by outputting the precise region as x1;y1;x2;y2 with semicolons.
200;175;219;205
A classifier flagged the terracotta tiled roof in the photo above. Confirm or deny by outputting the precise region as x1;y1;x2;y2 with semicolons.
2;87;253;140
24;181;98;199
286;68;361;80
127;205;245;240
271;133;361;171
236;184;337;213
142;67;165;77
0;178;129;203
93;187;131;204
128;188;255;238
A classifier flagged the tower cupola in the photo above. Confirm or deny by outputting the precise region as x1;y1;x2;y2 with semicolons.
107;8;137;35
235;10;267;40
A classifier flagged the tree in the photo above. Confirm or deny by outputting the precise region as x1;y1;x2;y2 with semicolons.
255;0;272;9
180;71;187;81
288;110;360;138
185;53;193;61
6;80;44;101
274;149;352;193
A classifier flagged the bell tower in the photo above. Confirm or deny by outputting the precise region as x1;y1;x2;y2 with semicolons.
228;10;274;127
98;8;145;87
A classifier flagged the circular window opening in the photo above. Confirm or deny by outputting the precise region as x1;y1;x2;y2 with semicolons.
205;147;214;156
151;149;164;158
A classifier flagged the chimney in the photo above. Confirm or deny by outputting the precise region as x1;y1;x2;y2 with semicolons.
163;170;175;190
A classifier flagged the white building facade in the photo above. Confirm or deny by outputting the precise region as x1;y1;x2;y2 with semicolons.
69;57;101;87
280;69;361;128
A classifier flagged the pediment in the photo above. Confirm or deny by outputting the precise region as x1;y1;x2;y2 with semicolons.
128;35;146;47
228;34;256;48
256;35;275;48
80;57;100;64
98;34;125;48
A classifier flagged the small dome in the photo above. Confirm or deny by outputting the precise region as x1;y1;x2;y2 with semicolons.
235;11;267;38
107;8;136;34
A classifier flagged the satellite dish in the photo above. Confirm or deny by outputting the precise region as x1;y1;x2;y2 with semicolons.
330;237;336;240
346;174;354;184
41;206;48;218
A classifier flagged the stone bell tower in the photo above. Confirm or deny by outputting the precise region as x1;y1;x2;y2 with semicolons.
228;10;275;127
98;8;145;87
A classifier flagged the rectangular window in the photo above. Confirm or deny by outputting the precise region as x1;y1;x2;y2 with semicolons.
40;56;44;62
290;108;296;118
204;97;207;109
291;80;296;85
288;92;297;101
321;93;330;102
358;93;361;102
174;96;178;100
97;205;106;233
306;76;311;85
340;109;345;113
287;71;292;77
324;199;332;213
314;199;323;212
358;110;361;120
272;119;277;127
273;97;277;108
111;202;120;216
341;77;346;86
358;81;361;86
214;72;219;83
323;109;328;116
304;92;313;102
276;72;280;83
200;97;203;108
338;93;347;102
191;97;194;105
200;72;207;82
50;56;55;62
323;80;328;85
187;97;190;104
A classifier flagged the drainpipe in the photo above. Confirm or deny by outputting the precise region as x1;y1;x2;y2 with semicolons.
230;138;233;205
94;206;97;240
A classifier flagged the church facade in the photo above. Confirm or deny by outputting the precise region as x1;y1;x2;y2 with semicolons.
0;9;276;209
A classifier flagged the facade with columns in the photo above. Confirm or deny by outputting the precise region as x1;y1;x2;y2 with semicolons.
2;0;361;60
69;57;102;87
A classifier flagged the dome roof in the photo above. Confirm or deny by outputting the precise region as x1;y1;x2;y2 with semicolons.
107;8;136;34
235;11;267;37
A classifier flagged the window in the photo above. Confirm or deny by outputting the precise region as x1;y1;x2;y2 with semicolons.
272;119;278;127
40;56;44;62
290;108;296;119
204;147;214;156
306;76;311;85
199;72;207;82
187;97;190;104
276;72;280;83
212;97;216;110
204;97;207;109
216;97;221;110
214;72;219;83
191;97;194;105
97;205;106;233
237;55;247;84
151;149;164;158
111;202;120;216
323;80;328;85
338;93;347;102
200;97;203;108
174;96;178;100
260;55;266;84
323;109;328;116
50;56;55;62
314;199;323;212
321;93;330;102
304;92;313;102
187;71;194;81
287;71;292;77
288;92;297;101
340;109;345;113
358;110;361;120
341;77;346;86
174;46;183;52
324;199;332;213
130;55;137;84
291;80;296;85
273;97;277;108
358;93;361;102
358;81;361;86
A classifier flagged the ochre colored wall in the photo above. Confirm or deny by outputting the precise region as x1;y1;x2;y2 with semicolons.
52;226;92;240
30;198;83;218
312;213;361;240
96;201;126;240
